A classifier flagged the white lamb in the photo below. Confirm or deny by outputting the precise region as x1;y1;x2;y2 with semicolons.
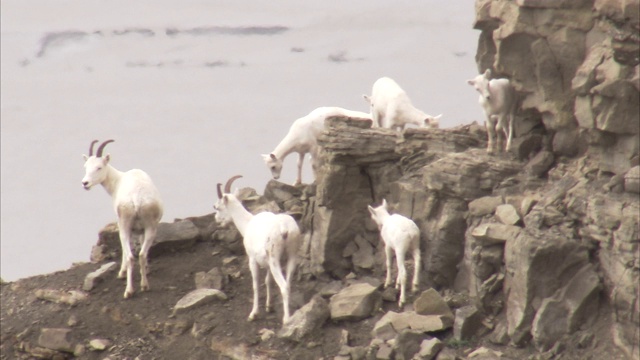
363;76;442;131
214;175;301;323
81;139;163;299
367;199;421;307
467;69;517;153
262;106;372;185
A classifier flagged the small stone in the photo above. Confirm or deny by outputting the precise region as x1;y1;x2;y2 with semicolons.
83;262;117;291
453;305;482;341
413;288;454;320
624;166;640;193
467;346;503;358
259;328;275;342
330;283;381;321
468;196;504;217
67;315;78;327
89;339;111;351
222;256;238;265
35;289;88;307
38;328;73;353
495;204;521;225
376;343;393;360
173;289;227;314
418;337;444;360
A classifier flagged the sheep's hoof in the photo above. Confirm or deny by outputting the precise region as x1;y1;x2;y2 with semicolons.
265;306;273;313
140;284;150;292
411;285;419;293
248;313;258;322
123;289;134;299
117;272;126;279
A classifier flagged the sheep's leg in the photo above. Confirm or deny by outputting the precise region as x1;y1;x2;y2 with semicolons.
411;244;421;293
118;247;128;279
294;153;304;186
139;226;157;292
265;271;272;313
384;245;393;288
396;249;408;307
117;221;135;299
248;259;260;321
285;252;297;294
268;256;291;324
495;115;505;152
505;113;514;152
485;115;497;154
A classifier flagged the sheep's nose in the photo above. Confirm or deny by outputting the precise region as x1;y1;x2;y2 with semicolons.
82;180;89;188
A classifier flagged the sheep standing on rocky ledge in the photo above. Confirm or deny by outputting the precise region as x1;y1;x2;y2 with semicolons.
81;139;163;299
368;199;421;307
214;175;301;323
467;69;517;153
262;106;372;185
363;76;442;130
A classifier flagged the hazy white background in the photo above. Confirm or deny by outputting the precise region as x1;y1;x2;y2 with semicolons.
1;0;483;281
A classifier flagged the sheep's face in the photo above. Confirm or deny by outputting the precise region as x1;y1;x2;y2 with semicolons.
467;69;492;100
262;153;283;180
82;155;110;190
213;195;233;227
367;199;389;229
423;114;442;129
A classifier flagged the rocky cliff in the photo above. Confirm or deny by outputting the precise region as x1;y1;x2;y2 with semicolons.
1;1;638;360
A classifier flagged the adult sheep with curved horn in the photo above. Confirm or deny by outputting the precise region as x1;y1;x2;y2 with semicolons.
213;175;301;324
82;139;163;299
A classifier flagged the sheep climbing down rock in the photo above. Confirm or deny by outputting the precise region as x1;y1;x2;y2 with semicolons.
367;199;421;307
363;76;442;130
262;106;372;185
467;69;517;153
213;175;301;324
81;139;163;299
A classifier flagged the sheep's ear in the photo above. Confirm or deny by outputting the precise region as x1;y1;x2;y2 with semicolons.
435;114;443;120
363;95;371;103
261;154;270;161
83;154;88;161
270;153;277;161
484;69;492;78
222;195;229;205
103;154;111;164
367;205;375;216
466;79;475;85
381;199;388;208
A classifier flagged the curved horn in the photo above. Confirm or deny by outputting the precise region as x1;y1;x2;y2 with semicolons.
88;140;99;156
224;175;243;194
216;183;223;199
96;139;115;157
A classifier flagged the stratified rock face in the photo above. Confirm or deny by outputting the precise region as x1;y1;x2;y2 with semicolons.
473;0;639;173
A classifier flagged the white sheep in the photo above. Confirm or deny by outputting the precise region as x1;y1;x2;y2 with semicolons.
82;139;163;299
262;106;372;185
363;76;442;131
467;69;517;153
214;175;301;323
367;199;421;307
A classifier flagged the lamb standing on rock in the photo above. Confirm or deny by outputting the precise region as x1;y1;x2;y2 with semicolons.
81;140;163;299
467;69;517;153
363;76;442;130
214;175;301;324
368;199;421;307
262;106;372;185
